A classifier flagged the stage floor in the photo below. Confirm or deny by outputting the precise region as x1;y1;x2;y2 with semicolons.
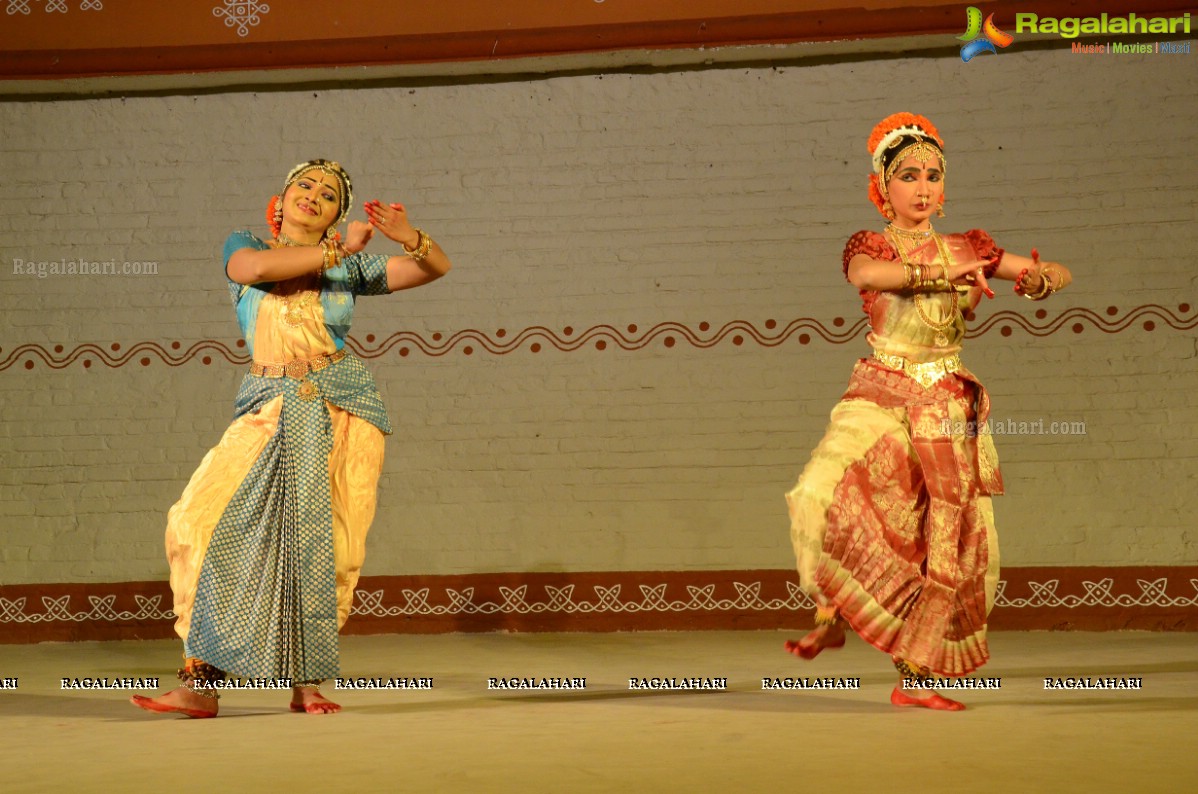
1;630;1195;793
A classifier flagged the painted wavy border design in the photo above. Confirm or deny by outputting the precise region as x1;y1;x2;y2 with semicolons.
0;304;1193;371
3;577;1197;625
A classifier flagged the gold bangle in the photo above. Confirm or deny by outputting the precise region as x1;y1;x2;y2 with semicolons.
920;267;947;292
403;228;432;262
318;239;333;275
1042;263;1063;293
1022;271;1052;301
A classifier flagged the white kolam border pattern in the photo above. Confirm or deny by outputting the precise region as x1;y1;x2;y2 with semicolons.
2;574;1197;631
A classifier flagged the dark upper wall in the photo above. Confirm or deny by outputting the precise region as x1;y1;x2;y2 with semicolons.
2;1;1192;80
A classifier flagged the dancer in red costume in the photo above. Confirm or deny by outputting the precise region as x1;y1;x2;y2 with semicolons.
784;113;1072;710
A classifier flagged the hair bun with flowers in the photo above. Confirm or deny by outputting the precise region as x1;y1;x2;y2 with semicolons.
867;112;944;163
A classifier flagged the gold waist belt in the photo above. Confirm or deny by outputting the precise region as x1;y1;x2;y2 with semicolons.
250;349;346;379
872;350;962;389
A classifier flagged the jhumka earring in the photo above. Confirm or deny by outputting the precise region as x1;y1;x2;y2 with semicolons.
936;198;946;218
883;200;895;220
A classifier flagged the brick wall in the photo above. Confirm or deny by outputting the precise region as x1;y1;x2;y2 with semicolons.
2;46;1196;587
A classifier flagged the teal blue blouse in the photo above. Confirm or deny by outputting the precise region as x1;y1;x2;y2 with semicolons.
222;230;391;357
221;230;393;435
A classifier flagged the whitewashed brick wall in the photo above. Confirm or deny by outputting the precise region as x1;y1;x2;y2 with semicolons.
1;45;1196;584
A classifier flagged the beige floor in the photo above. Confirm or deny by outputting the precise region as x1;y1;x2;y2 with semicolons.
0;630;1195;794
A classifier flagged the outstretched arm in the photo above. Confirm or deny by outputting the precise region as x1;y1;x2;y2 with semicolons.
992;248;1073;295
848;253;996;297
227;228;377;285
227;244;328;285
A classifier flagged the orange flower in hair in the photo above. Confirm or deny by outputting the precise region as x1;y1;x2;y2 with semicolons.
867;112;944;154
266;194;282;238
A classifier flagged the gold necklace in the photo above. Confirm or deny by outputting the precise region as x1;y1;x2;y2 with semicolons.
276;231;322;248
272;235;321;327
279;284;317;327
888;230;958;346
887;222;935;240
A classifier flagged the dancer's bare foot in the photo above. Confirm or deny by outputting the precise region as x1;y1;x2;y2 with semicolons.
290;686;341;714
890;679;965;711
784;621;847;660
130;686;218;719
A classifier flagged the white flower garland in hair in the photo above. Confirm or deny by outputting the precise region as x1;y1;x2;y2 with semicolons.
871;125;937;174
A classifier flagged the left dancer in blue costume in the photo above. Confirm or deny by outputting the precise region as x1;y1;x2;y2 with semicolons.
133;160;452;717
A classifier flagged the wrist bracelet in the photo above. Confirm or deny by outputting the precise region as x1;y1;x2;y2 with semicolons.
1022;271;1051;301
403;228;432;262
1041;263;1063;294
319;239;340;275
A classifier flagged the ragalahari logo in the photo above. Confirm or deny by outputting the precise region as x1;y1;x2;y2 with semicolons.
959;6;1015;61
